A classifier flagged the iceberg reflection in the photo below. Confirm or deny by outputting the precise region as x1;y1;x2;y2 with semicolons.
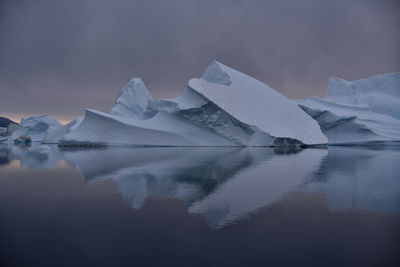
61;146;327;228
1;143;399;228
306;146;400;215
0;142;61;169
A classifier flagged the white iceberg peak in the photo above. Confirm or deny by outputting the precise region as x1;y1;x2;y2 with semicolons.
109;78;157;119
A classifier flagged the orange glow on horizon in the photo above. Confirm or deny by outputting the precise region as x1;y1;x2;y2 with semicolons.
2;113;73;125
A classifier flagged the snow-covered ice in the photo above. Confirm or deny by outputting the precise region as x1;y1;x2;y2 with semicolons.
298;72;400;145
109;78;158;119
20;115;62;142
188;61;327;145
43;116;83;144
58;61;327;147
5;61;397;147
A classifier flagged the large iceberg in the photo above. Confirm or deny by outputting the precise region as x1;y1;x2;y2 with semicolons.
58;61;327;147
298;72;400;145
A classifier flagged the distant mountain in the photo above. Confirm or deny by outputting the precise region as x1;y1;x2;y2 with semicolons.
0;117;16;127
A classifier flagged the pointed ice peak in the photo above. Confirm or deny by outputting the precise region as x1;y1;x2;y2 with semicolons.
109;78;157;119
118;78;152;101
201;60;232;86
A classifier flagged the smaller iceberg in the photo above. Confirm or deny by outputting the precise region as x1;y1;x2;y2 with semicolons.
20;115;62;142
298;72;400;145
0;115;63;143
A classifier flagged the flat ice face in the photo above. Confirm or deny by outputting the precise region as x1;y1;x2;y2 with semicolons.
188;61;327;145
298;72;400;145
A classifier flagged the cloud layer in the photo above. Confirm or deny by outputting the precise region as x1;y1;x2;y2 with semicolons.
1;0;399;121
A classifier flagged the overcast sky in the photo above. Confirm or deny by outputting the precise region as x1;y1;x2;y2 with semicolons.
1;0;399;122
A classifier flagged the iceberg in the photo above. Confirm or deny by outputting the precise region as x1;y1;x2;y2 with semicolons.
298;72;400;145
20;115;62;142
0;122;25;141
1;115;62;143
58;61;327;147
43;116;83;144
188;61;327;145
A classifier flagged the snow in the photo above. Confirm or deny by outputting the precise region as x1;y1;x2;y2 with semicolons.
298;72;400;145
20;115;62;141
60;109;237;146
1;115;62;143
43;116;83;144
0;123;26;142
59;61;327;147
188;61;328;145
325;72;400;120
3;62;398;147
160;87;208;111
109;78;158;119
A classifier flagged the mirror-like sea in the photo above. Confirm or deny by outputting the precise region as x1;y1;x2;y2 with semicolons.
0;143;399;267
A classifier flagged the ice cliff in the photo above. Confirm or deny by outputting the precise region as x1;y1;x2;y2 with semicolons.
298;72;400;145
58;61;327;146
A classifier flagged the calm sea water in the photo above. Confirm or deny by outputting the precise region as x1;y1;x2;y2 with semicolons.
0;143;399;267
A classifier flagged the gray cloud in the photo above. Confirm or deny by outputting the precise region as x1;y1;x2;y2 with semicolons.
0;0;399;121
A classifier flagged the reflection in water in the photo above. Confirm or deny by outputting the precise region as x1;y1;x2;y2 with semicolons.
306;146;400;215
0;142;61;169
0;142;399;228
62;147;327;228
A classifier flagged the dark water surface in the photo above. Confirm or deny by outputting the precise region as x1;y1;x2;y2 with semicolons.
0;143;399;267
